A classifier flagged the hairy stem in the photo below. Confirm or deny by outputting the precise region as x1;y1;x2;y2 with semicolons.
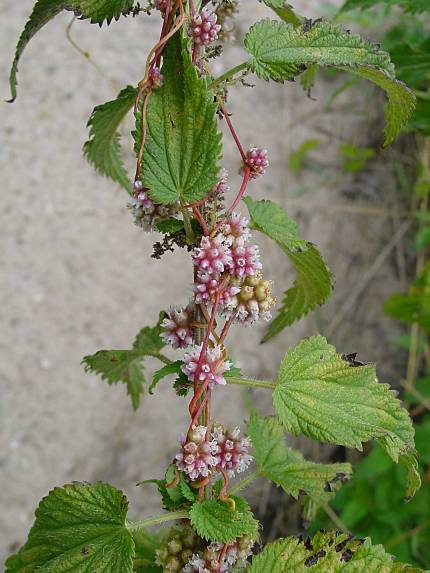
227;377;276;390
209;61;250;90
126;510;190;531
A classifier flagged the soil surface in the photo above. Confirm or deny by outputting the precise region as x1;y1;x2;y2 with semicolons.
0;0;413;564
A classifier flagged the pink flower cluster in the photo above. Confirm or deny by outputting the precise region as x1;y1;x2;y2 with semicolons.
176;425;252;483
128;180;176;231
192;235;232;276
161;304;194;349
188;8;222;46
184;537;254;572
192;213;261;310
182;344;231;389
246;147;269;179
212;425;253;478
175;425;218;481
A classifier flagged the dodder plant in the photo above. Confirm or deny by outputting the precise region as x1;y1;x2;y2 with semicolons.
5;1;427;571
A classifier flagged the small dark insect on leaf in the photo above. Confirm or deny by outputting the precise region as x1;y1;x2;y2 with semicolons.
303;18;322;33
341;353;367;367
81;547;89;556
169;112;176;129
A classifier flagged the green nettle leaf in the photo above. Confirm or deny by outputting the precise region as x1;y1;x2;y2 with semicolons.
244;19;395;81
83;349;146;410
9;0;136;101
243;197;308;253
266;244;333;341
259;0;302;26
133;312;166;354
244;20;415;145
273;335;418;493
243;198;333;340
140;33;222;205
84;86;137;192
72;0;136;24
150;360;183;394
338;66;415;146
190;497;259;543
5;482;134;573
248;412;352;503
82;313;166;410
245;530;421;572
8;0;69;102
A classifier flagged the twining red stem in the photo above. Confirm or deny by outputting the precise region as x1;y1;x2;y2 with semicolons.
227;166;251;214
190;388;210;428
219;316;234;345
212;167;251;234
218;97;246;162
192;206;209;235
219;466;230;497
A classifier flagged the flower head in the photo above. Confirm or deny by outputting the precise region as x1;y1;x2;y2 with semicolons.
213;168;230;199
161;304;194;349
155;524;199;572
220;212;251;246
175;426;218;481
192;235;232;276
182;344;231;389
193;272;240;306
230;242;262;279
188;8;222;46
212;425;253;478
184;536;255;572
223;273;276;325
128;181;177;231
245;147;269;179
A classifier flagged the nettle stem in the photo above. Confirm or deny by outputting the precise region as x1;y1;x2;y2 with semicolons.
210;61;250;90
126;510;190;532
227;377;276;390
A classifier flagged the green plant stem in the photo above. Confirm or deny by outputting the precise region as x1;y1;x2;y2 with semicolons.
227;377;276;390
182;207;196;245
229;470;261;495
153;352;173;365
322;504;350;534
127;510;190;532
209;61;249;90
65;17;118;91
